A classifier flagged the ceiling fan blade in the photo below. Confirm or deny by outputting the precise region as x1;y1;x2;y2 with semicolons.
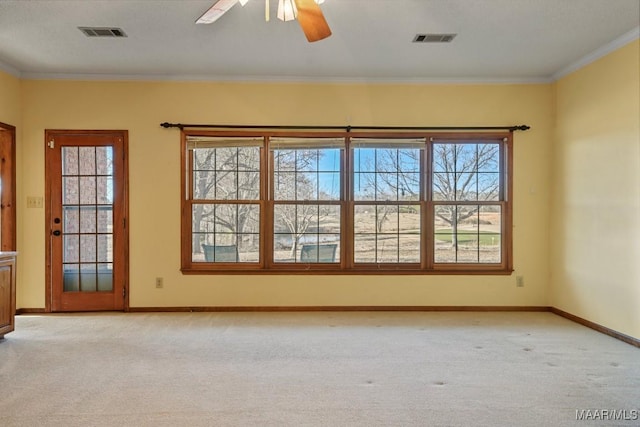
293;0;332;42
196;0;239;24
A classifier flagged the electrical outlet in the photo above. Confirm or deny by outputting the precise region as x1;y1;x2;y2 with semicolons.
155;277;163;289
516;276;524;287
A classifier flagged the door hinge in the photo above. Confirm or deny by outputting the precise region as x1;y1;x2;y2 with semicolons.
123;218;126;228
47;140;55;148
123;287;127;298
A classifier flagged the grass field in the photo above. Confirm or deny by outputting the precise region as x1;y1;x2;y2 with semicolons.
434;229;500;245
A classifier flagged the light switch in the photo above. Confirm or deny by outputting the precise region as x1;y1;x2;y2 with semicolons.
27;196;43;208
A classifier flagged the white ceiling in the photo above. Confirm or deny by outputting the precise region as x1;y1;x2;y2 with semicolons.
0;0;638;82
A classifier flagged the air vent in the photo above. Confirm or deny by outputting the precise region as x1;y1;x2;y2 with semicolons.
413;33;456;43
79;27;127;38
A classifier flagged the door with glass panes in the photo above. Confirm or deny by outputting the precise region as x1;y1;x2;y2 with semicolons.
46;131;128;312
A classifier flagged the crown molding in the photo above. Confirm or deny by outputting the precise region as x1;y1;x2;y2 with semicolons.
552;26;640;81
17;71;550;85
0;60;21;78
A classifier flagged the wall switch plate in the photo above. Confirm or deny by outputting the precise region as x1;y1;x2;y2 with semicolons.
155;277;163;288
516;276;524;287
27;196;43;208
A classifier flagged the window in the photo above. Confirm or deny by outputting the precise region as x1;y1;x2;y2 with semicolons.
271;138;343;264
185;136;263;267
431;139;506;268
181;131;512;273
352;139;422;264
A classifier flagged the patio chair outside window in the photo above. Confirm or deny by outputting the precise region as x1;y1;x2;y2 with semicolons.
300;244;338;263
202;244;239;262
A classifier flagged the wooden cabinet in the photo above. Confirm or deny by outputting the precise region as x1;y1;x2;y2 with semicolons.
0;252;17;339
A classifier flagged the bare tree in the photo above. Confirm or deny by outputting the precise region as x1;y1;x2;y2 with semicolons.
367;144;499;247
273;149;329;258
432;144;499;246
192;147;260;253
192;146;325;260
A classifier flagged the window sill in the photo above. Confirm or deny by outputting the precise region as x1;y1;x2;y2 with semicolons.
180;266;514;275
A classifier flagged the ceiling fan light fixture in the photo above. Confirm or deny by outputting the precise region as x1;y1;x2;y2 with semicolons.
239;0;249;5
314;0;325;3
277;0;298;21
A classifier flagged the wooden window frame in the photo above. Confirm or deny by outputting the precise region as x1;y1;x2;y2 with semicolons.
180;130;513;275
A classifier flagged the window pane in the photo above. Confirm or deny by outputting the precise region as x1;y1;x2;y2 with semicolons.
79;206;97;233
97;207;112;233
238;172;260;199
353;172;376;200
78;147;96;175
238;147;260;171
354;234;376;263
215;147;238;171
478;173;500;201
273;148;341;201
455;144;477;171
354;204;420;264
457;172;478;201
479;206;501;263
433;142;502;203
434;204;501;264
273;204;340;263
62;147;79;175
318;172;340;200
399;235;421;263
63;177;79;205
192;146;260;201
64;206;79;234
353;147;421;202
79;177;96;205
191;204;260;263
97;176;113;204
215;171;238;200
296;172;318;200
376;235;399;263
477;144;500;172
96;147;113;175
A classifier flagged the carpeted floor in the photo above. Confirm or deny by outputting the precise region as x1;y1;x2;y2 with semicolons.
0;311;638;426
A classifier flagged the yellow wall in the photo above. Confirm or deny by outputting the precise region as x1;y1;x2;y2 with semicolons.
551;40;640;338
0;70;21;126
16;80;553;309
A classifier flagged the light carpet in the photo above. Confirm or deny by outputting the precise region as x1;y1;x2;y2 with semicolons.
0;311;638;426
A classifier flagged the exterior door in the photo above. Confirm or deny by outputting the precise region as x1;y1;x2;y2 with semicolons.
45;130;128;312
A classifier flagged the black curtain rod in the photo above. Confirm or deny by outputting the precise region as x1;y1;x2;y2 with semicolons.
160;122;530;132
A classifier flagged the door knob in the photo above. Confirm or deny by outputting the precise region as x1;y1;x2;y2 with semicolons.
52;230;61;236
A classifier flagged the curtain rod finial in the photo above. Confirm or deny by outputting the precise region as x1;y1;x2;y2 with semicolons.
160;122;185;130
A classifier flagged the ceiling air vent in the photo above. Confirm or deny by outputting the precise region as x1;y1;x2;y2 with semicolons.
79;27;127;38
413;33;456;43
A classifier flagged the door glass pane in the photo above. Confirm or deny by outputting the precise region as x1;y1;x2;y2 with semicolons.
79;177;96;205
62;147;79;175
80;264;97;292
62;144;114;293
63;265;80;292
78;147;96;175
80;207;96;233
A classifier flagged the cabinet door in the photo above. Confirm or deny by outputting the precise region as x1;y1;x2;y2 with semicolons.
0;258;16;336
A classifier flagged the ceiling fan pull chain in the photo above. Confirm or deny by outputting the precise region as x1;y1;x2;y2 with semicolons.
265;0;270;21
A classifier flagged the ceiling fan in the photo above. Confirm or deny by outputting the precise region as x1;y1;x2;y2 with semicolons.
196;0;332;43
